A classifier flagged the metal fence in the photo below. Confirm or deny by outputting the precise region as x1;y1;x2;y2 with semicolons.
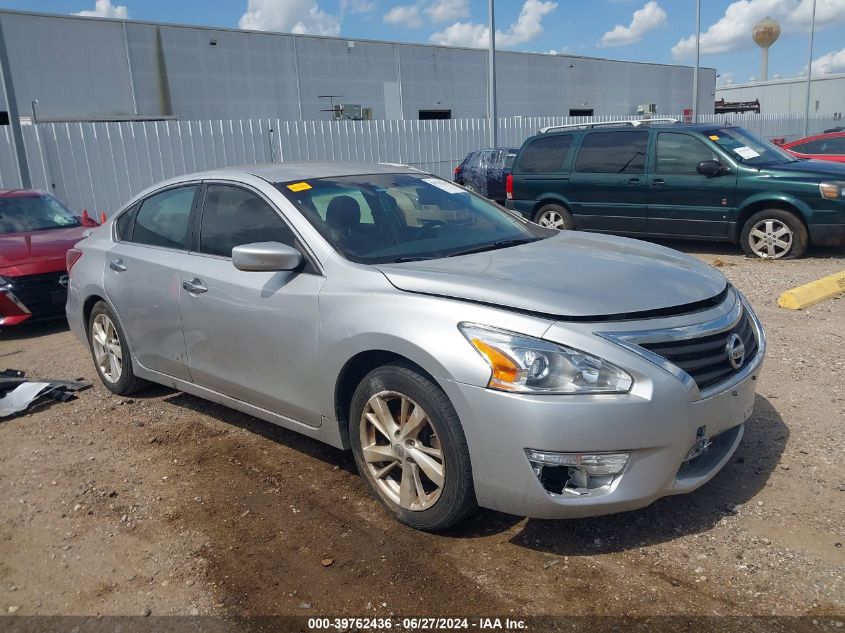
0;113;841;216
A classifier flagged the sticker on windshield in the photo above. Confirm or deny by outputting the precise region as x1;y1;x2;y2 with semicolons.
287;181;312;192
422;178;468;195
733;146;761;160
709;135;720;141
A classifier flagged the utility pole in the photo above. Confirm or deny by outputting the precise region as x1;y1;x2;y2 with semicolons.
803;0;817;137
488;0;498;148
692;0;701;123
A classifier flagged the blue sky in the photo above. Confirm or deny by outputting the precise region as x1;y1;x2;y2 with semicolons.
8;0;845;84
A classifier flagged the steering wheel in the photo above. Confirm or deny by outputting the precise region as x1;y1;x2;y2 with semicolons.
417;219;446;239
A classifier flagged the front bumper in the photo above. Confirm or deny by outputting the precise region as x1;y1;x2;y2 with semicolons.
0;271;69;327
808;223;845;246
438;292;764;519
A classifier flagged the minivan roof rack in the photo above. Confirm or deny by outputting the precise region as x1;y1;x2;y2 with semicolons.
539;117;679;134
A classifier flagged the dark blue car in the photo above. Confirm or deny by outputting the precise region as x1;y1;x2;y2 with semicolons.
454;148;518;204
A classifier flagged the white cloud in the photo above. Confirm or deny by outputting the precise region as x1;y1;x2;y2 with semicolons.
239;0;341;36
384;4;423;28
804;45;845;75
671;0;845;59
717;71;736;85
425;0;469;22
340;0;377;13
74;0;128;18
430;0;557;48
599;1;667;47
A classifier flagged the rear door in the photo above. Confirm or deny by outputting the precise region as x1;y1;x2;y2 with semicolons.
511;134;574;214
647;131;737;237
567;130;649;233
178;182;324;426
104;183;200;381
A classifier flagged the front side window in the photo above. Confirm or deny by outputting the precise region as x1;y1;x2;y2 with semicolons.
132;185;197;250
655;133;718;174
574;131;649;174
704;127;796;166
516;135;573;174
0;195;80;234
277;173;550;264
199;185;295;257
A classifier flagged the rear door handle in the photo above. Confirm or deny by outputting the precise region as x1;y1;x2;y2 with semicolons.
652;178;666;187
627;178;641;185
109;259;127;272
182;278;208;294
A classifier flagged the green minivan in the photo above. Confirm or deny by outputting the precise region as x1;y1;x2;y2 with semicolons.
505;121;845;259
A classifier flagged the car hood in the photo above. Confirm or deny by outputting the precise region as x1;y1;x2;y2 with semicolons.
763;159;845;178
376;232;727;319
0;226;88;276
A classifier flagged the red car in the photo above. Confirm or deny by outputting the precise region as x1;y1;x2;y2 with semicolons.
782;132;845;163
0;190;92;326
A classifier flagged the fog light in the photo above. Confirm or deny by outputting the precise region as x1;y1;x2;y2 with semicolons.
525;450;629;475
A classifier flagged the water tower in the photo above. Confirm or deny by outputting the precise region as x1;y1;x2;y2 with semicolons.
752;17;781;81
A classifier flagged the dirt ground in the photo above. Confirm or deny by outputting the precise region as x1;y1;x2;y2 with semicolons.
0;241;843;623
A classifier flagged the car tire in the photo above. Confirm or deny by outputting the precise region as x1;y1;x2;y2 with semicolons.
87;301;149;396
534;203;574;230
741;209;808;260
349;362;477;531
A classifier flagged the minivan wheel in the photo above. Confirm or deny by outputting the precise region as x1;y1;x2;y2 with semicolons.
534;203;574;230
349;363;477;531
88;301;148;396
741;209;808;260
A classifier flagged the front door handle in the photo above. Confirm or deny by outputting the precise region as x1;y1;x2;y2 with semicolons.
109;259;127;272
626;178;640;185
182;278;208;294
652;178;666;187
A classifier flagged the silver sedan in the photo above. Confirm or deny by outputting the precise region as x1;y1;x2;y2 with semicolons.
66;162;765;530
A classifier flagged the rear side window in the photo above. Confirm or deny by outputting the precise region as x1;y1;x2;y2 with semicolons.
656;133;718;174
792;137;845;154
114;203;137;241
516;135;573;173
575;131;649;174
199;185;295;257
131;185;197;250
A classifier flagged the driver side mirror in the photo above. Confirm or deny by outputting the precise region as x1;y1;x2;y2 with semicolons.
232;242;303;272
697;160;728;177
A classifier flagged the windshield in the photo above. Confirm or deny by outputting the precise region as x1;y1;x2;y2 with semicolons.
276;173;551;264
703;127;797;166
0;195;80;234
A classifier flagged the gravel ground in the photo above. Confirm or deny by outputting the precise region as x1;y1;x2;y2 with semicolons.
0;241;843;622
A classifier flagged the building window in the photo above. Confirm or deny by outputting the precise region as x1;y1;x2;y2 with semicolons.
569;108;594;117
418;110;452;120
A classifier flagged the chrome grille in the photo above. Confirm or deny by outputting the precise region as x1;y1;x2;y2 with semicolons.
640;308;758;391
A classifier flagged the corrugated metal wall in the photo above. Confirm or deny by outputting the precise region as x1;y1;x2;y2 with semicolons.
716;74;845;116
0;113;839;217
0;10;716;121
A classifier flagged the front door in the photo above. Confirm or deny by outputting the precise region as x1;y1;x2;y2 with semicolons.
179;183;324;426
104;184;200;381
647;131;738;237
567;130;650;233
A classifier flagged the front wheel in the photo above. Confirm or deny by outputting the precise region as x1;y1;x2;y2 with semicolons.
349;363;476;531
741;209;808;259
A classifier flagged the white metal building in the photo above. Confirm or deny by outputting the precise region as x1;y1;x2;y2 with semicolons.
716;73;845;117
0;9;716;123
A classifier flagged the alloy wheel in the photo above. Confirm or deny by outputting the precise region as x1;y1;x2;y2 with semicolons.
359;391;445;511
538;210;566;229
91;313;123;383
748;218;793;259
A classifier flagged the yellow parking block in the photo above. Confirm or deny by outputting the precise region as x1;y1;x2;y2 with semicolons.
777;270;845;310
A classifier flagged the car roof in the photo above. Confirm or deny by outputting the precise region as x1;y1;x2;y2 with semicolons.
0;188;43;198
534;122;725;138
237;161;420;182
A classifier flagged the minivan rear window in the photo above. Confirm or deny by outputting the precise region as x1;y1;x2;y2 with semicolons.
516;135;573;173
574;131;648;174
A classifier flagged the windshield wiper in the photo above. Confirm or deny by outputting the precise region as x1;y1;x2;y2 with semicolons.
446;238;538;258
391;256;434;263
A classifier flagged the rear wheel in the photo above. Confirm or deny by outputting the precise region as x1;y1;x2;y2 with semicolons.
349;363;476;531
88;301;149;395
534;203;574;230
741;209;808;259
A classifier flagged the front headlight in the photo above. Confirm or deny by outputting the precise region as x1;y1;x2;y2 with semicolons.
819;181;845;200
459;323;633;394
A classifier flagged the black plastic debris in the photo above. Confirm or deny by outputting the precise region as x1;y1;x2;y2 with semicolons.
0;369;91;418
